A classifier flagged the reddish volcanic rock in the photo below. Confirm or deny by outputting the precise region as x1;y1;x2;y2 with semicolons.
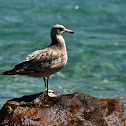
0;91;125;126
98;99;125;126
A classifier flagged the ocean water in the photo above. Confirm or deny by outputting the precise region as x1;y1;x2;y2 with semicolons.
0;0;126;114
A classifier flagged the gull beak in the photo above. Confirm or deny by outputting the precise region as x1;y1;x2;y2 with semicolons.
65;29;74;34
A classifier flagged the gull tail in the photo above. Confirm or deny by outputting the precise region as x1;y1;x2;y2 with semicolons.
0;69;17;76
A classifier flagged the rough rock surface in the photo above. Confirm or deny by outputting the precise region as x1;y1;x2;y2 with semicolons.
0;91;125;126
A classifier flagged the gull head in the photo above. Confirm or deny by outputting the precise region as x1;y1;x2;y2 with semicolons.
51;24;74;36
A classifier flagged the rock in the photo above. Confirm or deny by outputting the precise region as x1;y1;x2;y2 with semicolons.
98;99;126;126
0;91;125;126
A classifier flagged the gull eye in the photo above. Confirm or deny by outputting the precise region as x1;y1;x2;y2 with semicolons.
59;28;64;32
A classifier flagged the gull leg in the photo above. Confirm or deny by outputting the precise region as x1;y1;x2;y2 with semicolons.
43;77;46;90
46;77;49;95
43;77;49;96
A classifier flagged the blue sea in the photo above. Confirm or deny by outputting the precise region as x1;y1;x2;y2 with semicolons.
0;0;126;114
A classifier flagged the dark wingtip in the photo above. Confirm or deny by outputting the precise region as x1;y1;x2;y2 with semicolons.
0;69;16;75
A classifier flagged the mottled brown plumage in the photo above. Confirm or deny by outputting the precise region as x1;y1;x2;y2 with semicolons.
0;24;74;95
